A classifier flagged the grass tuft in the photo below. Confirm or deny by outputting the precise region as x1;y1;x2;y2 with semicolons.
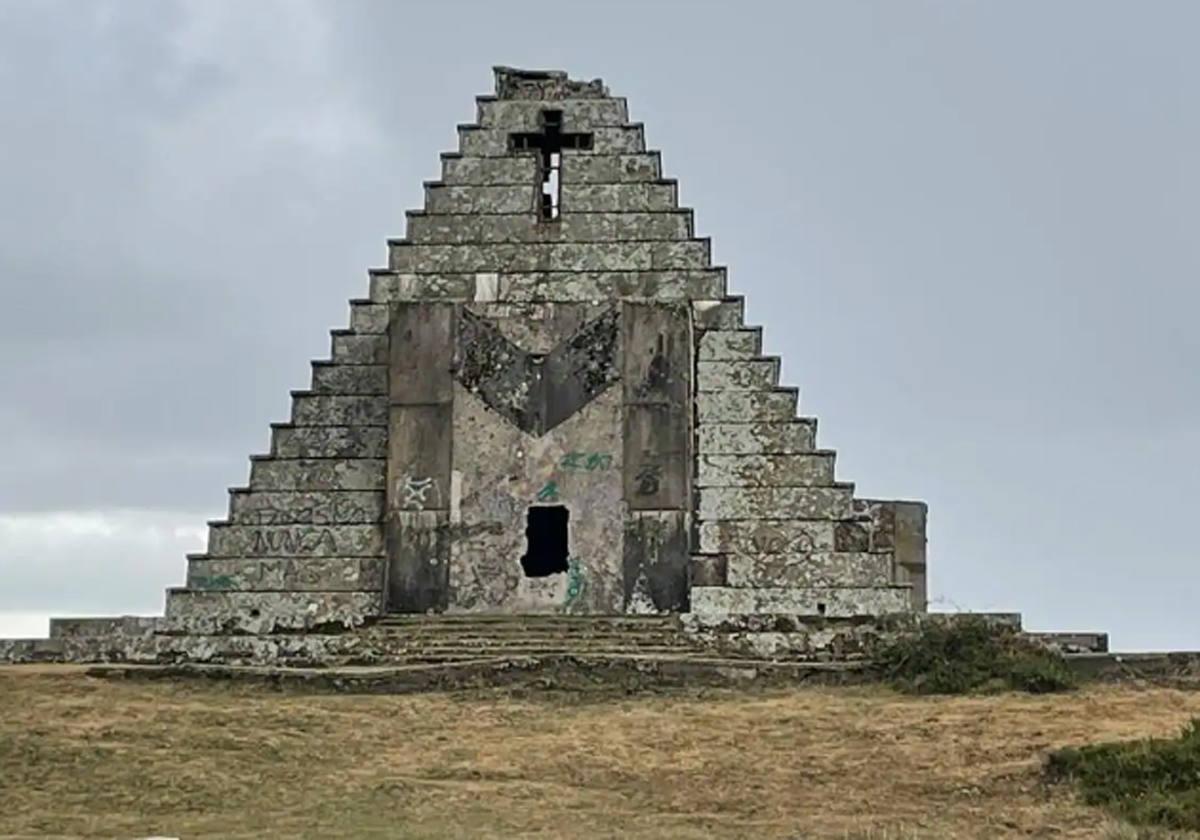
873;616;1077;695
1046;718;1200;831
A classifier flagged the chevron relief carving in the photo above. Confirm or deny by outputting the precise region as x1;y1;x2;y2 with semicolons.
452;307;620;435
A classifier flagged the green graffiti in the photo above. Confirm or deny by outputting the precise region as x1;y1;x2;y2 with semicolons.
192;574;235;591
536;480;560;502
564;556;585;606
559;451;613;471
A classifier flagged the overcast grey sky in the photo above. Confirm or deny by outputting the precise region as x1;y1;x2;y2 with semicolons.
0;0;1195;649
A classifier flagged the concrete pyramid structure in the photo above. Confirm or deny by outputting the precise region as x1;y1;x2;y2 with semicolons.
3;67;952;666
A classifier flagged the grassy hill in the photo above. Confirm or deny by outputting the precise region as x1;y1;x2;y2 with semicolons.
1;665;1198;839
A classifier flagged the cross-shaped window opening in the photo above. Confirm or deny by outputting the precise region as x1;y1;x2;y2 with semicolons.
509;110;593;222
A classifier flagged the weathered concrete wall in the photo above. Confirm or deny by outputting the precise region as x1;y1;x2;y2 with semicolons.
449;301;626;614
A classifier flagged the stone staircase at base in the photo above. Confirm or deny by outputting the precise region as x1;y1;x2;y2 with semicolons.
0;612;1110;668
356;615;712;665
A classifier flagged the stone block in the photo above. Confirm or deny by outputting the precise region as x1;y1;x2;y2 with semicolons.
698;486;853;520
560;153;662;184
724;553;893;588
270;426;388;459
227;490;385;526
697;359;780;391
163;590;381;635
249;458;386;491
692;298;744;330
207;523;385;557
290;395;389;427
697;520;837;554
331;333;388;364
560;182;677;212
387;241;709;274
697;329;762;360
458;125;644;156
476;97;629;130
310;363;388;395
49;616;161;639
186;557;384;592
441;155;537;186
348;302;390;334
425;184;536;214
697;453;836;487
690;585;913;618
498;269;725;302
696;391;797;423
368;272;475;302
697;421;816;454
406;212;691;244
689;555;728;587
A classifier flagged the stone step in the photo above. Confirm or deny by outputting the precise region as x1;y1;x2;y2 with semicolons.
365;631;694;645
690;585;913;618
404;211;693;244
697;359;781;391
696;390;799;423
696;453;837;487
368;268;726;304
375;614;676;626
347;645;704;662
387;240;711;274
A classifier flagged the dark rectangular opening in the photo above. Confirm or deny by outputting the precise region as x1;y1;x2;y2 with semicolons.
520;505;570;577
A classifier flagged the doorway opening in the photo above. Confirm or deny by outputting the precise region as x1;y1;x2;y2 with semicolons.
520;505;570;577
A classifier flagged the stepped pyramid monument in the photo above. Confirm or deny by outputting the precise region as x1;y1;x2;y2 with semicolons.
1;67;1106;669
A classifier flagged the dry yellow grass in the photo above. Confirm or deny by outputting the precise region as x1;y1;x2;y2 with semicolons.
1;665;1198;839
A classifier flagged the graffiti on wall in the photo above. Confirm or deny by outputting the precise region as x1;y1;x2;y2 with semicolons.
559;451;613;471
397;475;439;511
564;556;586;607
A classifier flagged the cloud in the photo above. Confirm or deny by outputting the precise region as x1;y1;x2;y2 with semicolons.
0;509;207;613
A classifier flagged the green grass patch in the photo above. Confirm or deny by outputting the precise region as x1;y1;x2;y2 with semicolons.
873;616;1077;695
1046;719;1200;832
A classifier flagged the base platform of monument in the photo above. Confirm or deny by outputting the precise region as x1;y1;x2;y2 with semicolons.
0;612;1110;671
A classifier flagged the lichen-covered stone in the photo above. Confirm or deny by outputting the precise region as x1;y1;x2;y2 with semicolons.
690;585;912;618
697;453;836;487
697;520;837;554
187;557;384;591
499;269;725;302
459;125;643;156
163;590;381;634
724;553;893;588
441;155;537;186
405;211;691;244
207;523;384;557
692;299;744;330
560;153;661;184
49;616;161;639
560;182;677;212
331;333;388;364
387;241;709;273
290;395;389;427
369;272;475;302
476;97;629;130
348;302;390;334
424;184;536;214
697;360;780;391
270;426;388;459
697;330;762;360
310;363;388;395
227;490;385;525
697;422;816;454
249;458;386;491
698;486;853;520
696;391;797;423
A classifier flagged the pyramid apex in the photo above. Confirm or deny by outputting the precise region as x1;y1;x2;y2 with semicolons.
493;66;609;100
